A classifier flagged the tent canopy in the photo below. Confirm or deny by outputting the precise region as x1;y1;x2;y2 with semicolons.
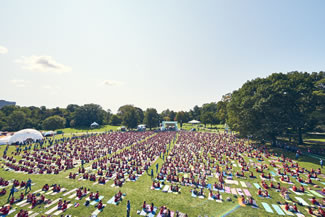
0;135;11;145
90;122;99;127
8;129;43;144
44;131;56;136
188;120;200;124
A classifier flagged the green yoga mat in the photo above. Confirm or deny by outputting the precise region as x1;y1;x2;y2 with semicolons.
309;190;323;197
253;183;261;189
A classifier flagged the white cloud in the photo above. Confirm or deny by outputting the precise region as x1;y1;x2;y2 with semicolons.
0;45;8;54
10;79;29;88
16;55;71;73
101;80;124;86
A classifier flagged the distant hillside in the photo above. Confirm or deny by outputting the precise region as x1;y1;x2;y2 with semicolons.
0;100;16;109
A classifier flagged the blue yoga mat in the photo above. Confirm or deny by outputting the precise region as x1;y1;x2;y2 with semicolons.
90;196;104;205
262;202;273;213
272;204;285;215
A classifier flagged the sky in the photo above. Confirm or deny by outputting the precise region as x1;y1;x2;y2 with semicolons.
1;0;325;113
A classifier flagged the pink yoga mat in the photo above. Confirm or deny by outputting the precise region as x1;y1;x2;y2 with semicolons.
243;189;251;196
225;186;231;193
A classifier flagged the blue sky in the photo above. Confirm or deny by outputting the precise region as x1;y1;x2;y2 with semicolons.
1;0;324;112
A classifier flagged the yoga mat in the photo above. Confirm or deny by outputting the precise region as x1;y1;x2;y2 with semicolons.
243;189;251;197
309;190;323;197
245;182;252;188
289;188;304;195
53;204;73;216
225;186;231;194
272;204;285;215
316;190;325;196
16;199;27;206
240;181;247;188
63;188;77;196
253;183;261;189
280;205;294;216
262;202;273;213
236;188;244;196
45;190;53;195
162;185;170;192
33;189;42;194
45;205;58;215
30;213;39;217
295;197;309;206
44;198;61;208
90;196;104;206
148;207;157;217
106;196;115;204
231;188;237;195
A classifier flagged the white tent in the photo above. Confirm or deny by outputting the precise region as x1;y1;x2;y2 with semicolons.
90;122;99;128
188;120;200;124
8;129;43;144
0;136;11;145
44;131;56;137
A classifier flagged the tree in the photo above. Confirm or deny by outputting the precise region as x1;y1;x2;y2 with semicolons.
200;111;215;127
118;105;140;129
110;114;122;126
42;115;66;130
176;111;189;128
8;110;26;131
73;104;105;127
144;108;159;130
190;105;201;121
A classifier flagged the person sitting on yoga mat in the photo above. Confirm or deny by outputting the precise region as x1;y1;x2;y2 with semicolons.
62;200;68;210
19;192;24;201
58;199;63;209
257;188;262;196
17;209;28;217
95;191;99;200
311;197;318;205
97;200;103;210
142;201;147;211
9;196;15;205
299;185;304;193
0;189;6;196
42;184;49;191
0;205;10;215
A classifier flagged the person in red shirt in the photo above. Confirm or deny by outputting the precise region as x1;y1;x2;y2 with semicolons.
97;200;103;209
311;197;317;205
257;188;262;196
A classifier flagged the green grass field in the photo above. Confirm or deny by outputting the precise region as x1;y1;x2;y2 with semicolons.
0;129;324;217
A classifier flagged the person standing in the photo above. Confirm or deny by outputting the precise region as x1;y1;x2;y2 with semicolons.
7;185;15;202
320;159;323;168
25;178;32;193
126;200;130;217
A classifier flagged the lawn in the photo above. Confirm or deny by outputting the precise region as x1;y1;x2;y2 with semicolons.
0;130;324;217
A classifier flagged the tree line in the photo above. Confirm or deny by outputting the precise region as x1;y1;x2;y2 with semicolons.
0;71;323;144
